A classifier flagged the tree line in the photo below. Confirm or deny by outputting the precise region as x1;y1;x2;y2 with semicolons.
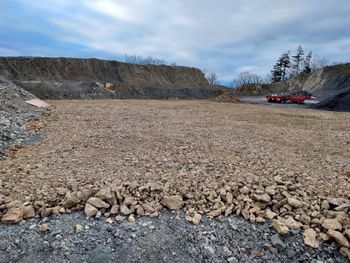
271;45;313;82
124;54;177;66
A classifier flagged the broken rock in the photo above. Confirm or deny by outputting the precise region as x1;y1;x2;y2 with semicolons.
287;197;303;208
322;218;342;230
1;207;24;224
253;193;271;203
161;195;183;210
303;228;319;248
75;224;84;233
272;219;289;235
87;197;109;209
22;205;35;219
84;203;98;218
327;230;350;248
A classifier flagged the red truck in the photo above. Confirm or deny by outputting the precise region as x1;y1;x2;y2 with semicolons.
266;91;313;104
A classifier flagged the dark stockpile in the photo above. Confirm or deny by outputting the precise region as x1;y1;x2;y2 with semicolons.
0;78;46;159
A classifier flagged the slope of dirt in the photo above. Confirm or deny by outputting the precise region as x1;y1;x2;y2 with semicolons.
0;100;349;260
0;57;226;99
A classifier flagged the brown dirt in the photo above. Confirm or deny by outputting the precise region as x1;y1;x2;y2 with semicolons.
0;100;350;246
215;93;240;103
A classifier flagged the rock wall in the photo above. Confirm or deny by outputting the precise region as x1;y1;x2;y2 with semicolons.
0;57;225;99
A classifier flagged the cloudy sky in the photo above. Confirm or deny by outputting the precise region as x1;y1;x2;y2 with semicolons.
1;0;350;83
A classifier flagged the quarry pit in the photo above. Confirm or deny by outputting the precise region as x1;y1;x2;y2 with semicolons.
1;99;350;261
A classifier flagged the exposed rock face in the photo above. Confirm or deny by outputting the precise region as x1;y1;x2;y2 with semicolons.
0;57;226;99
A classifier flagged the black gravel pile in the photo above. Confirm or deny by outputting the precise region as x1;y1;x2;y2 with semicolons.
0;211;346;263
0;77;45;159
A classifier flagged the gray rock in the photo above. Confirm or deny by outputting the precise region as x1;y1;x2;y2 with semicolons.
271;234;286;252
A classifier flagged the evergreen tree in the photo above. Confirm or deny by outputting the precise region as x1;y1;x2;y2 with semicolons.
271;62;282;82
303;51;312;74
292;45;304;75
279;52;291;81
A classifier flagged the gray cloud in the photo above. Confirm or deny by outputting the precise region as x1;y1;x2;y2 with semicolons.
2;0;350;82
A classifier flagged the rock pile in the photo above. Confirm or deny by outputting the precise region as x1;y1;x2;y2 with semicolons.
1;176;350;257
215;93;240;103
0;79;46;159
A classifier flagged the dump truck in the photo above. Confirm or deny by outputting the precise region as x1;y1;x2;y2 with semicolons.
266;91;314;104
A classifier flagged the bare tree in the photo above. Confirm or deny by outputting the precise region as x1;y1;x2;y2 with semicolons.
125;54;166;65
233;71;264;86
311;56;329;70
206;72;219;85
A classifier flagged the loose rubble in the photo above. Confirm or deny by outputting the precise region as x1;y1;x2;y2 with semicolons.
215;92;240;103
0;78;47;159
0;100;350;259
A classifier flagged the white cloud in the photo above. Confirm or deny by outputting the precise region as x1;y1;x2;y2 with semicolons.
2;0;350;82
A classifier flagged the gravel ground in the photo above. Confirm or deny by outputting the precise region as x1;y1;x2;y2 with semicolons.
1;100;350;261
0;211;345;263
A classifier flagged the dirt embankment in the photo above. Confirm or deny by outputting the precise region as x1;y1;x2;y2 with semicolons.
0;57;226;99
234;63;350;111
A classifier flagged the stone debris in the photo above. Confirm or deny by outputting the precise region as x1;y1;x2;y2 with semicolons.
322;218;342;230
327;230;350;248
1;207;24;224
38;224;49;232
215;93;240;103
75;224;84;233
340;247;350;260
303;228;319;248
272;219;289;235
161;195;183;210
87;197;109;209
84;203;98;218
271;234;286;252
1;100;350;256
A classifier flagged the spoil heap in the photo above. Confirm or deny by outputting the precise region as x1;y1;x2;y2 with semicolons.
0;79;45;159
215;93;240;103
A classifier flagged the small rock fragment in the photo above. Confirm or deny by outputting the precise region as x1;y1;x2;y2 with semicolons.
87;197;109;209
192;213;202;225
303;228;319;248
128;214;135;224
161;195;183;210
272;219;289;235
1;207;24;224
287;197;303;208
207;209;222;217
327;230;350;248
110;204;119;215
22;206;35;219
253;193;271;203
271;234;286;252
75;224;84;233
340;247;350;260
265;209;277;220
120;204;134;215
84;203;98;218
38;224;50;232
115;215;125;224
322;218;342;230
106;217;113;224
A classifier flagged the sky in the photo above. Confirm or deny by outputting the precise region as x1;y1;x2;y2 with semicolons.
1;0;350;84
